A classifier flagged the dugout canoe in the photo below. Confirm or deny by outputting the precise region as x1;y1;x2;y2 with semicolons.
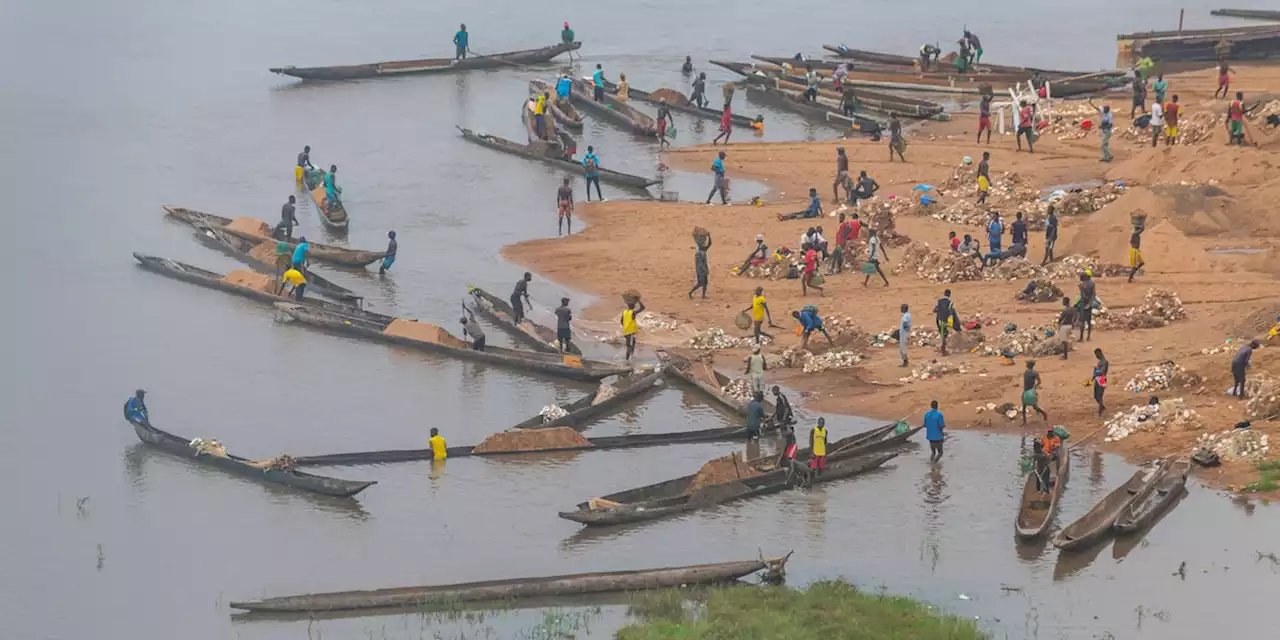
229;555;790;613
301;168;349;232
274;302;631;382
133;253;389;323
529;80;585;131
569;79;659;137
269;42;581;81
1015;441;1072;540
559;423;918;526
743;83;882;133
468;286;580;355
125;416;373;498
457;128;659;189
163;206;387;269
1210;9;1280;21
1114;457;1192;533
658;350;776;417
1053;459;1167;550
711;60;942;119
190;225;361;303
512;366;663;429
815;47;1093;76
561;452;899;526
293;423;757;467
599;79;764;128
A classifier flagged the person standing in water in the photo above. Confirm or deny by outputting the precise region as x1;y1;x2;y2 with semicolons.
429;428;448;461
556;177;574;236
682;56;694;74
924;400;945;462
691;72;708;108
380;230;397;274
510;272;532;325
621;297;645;360
453;24;469;60
656;99;673;150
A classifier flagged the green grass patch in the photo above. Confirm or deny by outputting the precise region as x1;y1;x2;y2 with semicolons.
618;580;985;640
1243;460;1280;492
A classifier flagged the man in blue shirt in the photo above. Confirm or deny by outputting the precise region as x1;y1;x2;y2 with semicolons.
453;24;469;60
986;212;1003;254
923;400;945;461
777;188;823;221
124;389;150;427
706;151;727;205
592;64;606;102
792;305;833;350
581;146;603;201
292;237;310;269
555;74;573;102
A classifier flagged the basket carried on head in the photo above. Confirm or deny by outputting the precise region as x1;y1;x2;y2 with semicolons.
693;227;711;249
622;290;642;305
1130;212;1147;230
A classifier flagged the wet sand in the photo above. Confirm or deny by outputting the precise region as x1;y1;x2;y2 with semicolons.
505;64;1280;493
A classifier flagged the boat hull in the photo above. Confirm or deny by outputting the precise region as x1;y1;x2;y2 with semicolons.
1053;460;1165;550
163;206;386;268
1015;443;1072;540
270;43;581;81
457;128;658;189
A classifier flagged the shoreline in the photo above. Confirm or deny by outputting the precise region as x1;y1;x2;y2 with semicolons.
504;64;1280;494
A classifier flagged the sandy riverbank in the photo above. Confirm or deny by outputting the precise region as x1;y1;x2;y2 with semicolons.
505;64;1280;492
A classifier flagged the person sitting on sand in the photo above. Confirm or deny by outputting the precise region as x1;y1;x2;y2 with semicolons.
779;189;823;221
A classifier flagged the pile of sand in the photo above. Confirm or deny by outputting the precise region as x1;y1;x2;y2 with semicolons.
687;452;760;493
225;217;272;238
471;427;592;453
650;88;690;107
248;240;288;267
1016;280;1065;303
1124;361;1202;393
223;269;277;294
383;319;469;347
591;382;617;406
1096;288;1187;330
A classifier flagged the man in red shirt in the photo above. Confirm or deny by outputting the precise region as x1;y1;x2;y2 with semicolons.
949;231;961;252
1227;91;1247;145
833;213;855;273
1016;100;1035;153
801;244;823;297
1163;95;1180;146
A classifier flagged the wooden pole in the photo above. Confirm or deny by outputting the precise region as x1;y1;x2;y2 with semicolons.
1179;8;1185;33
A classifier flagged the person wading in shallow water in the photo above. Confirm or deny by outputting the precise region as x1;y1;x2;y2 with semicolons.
510;272;532;325
706;151;728;205
621;297;645;360
1092;348;1109;416
1021;360;1048;425
923;400;945;462
380;230;397;275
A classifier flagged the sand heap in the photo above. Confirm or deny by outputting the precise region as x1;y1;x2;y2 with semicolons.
977;324;1059;357
224;217;272;238
1195;429;1270;462
1103;398;1204;442
648;88;690;107
223;269;277;294
1016;279;1065;303
471;427;592;453
686;327;770;350
383;319;469;347
721;377;755;403
1096;288;1186;330
903;359;966;382
1244;373;1280;419
539;404;569;423
687;452;760;493
894;243;982;283
1124;361;1201;393
802;350;865;373
248;240;287;266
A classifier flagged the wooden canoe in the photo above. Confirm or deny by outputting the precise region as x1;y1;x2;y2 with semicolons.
742;83;882;133
1014;442;1072;540
229;555;790;613
125;416;374;498
599;79;764;128
561;452;898;527
569;79;659;137
559;423;919;526
293;423;759;468
711;60;942;118
163;206;386;269
269;42;581;81
274;302;632;382
468;286;580;355
529;80;585;131
305;179;349;232
1114;458;1192;533
1053;459;1166;550
512;367;663;429
1209;9;1280;21
658;350;775;417
816;47;1095;76
457;128;659;190
190;225;361;303
132;253;389;324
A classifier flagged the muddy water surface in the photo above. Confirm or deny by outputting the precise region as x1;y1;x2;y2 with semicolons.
2;0;1276;638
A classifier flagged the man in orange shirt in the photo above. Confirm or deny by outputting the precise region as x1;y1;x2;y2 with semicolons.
1163;95;1180;146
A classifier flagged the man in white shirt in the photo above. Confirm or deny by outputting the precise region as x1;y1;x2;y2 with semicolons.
898;303;912;367
1148;101;1164;148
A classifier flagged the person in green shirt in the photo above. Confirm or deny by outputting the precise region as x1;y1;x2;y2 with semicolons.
1152;73;1168;105
1135;56;1154;84
561;22;575;59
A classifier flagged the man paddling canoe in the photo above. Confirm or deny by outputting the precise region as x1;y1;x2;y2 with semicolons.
124;389;150;427
454;24;470;60
511;272;533;325
460;309;486;351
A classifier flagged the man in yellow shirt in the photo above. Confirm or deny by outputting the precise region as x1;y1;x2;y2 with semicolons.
429;427;447;461
743;286;774;344
281;266;307;300
534;92;549;140
809;417;828;477
621;297;646;360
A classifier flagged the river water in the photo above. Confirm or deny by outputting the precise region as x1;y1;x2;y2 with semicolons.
2;1;1276;638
